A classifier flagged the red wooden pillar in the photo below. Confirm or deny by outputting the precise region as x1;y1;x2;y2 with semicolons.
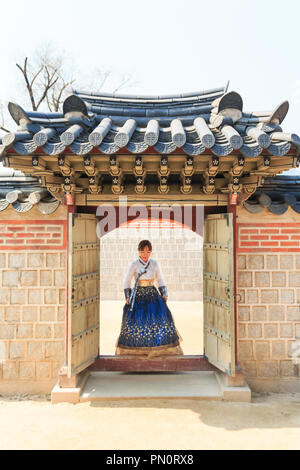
227;204;238;365
65;199;77;364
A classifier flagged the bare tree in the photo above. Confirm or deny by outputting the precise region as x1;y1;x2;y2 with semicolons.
113;73;136;93
0;43;139;134
16;45;76;113
80;67;139;96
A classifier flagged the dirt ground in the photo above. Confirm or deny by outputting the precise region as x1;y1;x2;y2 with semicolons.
1;301;299;450
0;392;300;450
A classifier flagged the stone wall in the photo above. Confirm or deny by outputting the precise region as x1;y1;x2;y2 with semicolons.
237;206;300;392
100;219;203;301
0;205;68;394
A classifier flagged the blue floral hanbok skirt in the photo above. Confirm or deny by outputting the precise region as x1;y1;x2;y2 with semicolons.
115;286;183;358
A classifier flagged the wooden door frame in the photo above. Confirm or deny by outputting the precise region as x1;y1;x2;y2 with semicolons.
65;203;238;373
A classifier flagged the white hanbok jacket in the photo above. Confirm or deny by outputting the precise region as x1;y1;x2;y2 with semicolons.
123;257;168;298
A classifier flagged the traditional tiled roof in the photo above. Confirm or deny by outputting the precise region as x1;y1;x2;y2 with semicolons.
244;175;300;214
1;85;300;158
0;169;60;213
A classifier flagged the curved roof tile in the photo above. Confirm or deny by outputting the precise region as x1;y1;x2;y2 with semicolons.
243;176;300;215
0;170;61;213
1;86;299;159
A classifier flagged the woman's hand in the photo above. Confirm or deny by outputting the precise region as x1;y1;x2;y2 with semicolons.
163;296;168;302
126;298;129;304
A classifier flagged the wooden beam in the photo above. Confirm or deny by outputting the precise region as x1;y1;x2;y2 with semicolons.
240;174;262;186
91;355;218;372
157;174;169;194
180;171;193;194
109;155;121;176
133;156;144;176
157;156;170;194
180;156;194;194
182;156;194;176
88;174;103;194
227;175;241;193
83;156;96;176
111;174;124;194
207;156;219;176
203;174;216;194
62;175;83;194
231;156;245;176
157;156;170;176
57;156;72;176
44;183;65;202
109;156;124;194
75;191;228;206
238;184;259;205
257;155;271;171
32;156;46;171
133;156;147;194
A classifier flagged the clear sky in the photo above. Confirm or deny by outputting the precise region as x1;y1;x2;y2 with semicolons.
0;0;300;140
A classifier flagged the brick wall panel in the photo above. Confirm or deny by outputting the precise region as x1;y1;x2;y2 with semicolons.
0;207;68;392
237;215;300;383
0;221;66;251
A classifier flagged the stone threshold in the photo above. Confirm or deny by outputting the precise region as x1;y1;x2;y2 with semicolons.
51;370;251;404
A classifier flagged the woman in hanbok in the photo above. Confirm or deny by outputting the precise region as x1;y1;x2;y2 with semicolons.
115;240;183;358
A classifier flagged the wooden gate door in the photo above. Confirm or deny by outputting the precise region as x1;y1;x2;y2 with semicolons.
67;213;100;378
203;213;235;376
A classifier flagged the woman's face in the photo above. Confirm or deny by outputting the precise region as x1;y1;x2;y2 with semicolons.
139;247;152;262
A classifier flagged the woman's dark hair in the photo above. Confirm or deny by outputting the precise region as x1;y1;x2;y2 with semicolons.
138;240;152;251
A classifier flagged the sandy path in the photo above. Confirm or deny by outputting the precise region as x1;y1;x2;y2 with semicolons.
1;300;299;450
0;393;300;450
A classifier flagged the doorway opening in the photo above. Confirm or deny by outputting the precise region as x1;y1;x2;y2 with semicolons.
99;215;204;358
67;204;235;377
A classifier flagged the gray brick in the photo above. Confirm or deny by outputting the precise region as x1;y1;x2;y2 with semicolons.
280;255;294;269
8;254;25;268
272;272;286;287
9;341;25;359
280;360;298;377
252;306;267;321
257;362;278;377
287;306;300;321
2;270;19;287
289;272;300;288
266;255;278;270
248;255;264;270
